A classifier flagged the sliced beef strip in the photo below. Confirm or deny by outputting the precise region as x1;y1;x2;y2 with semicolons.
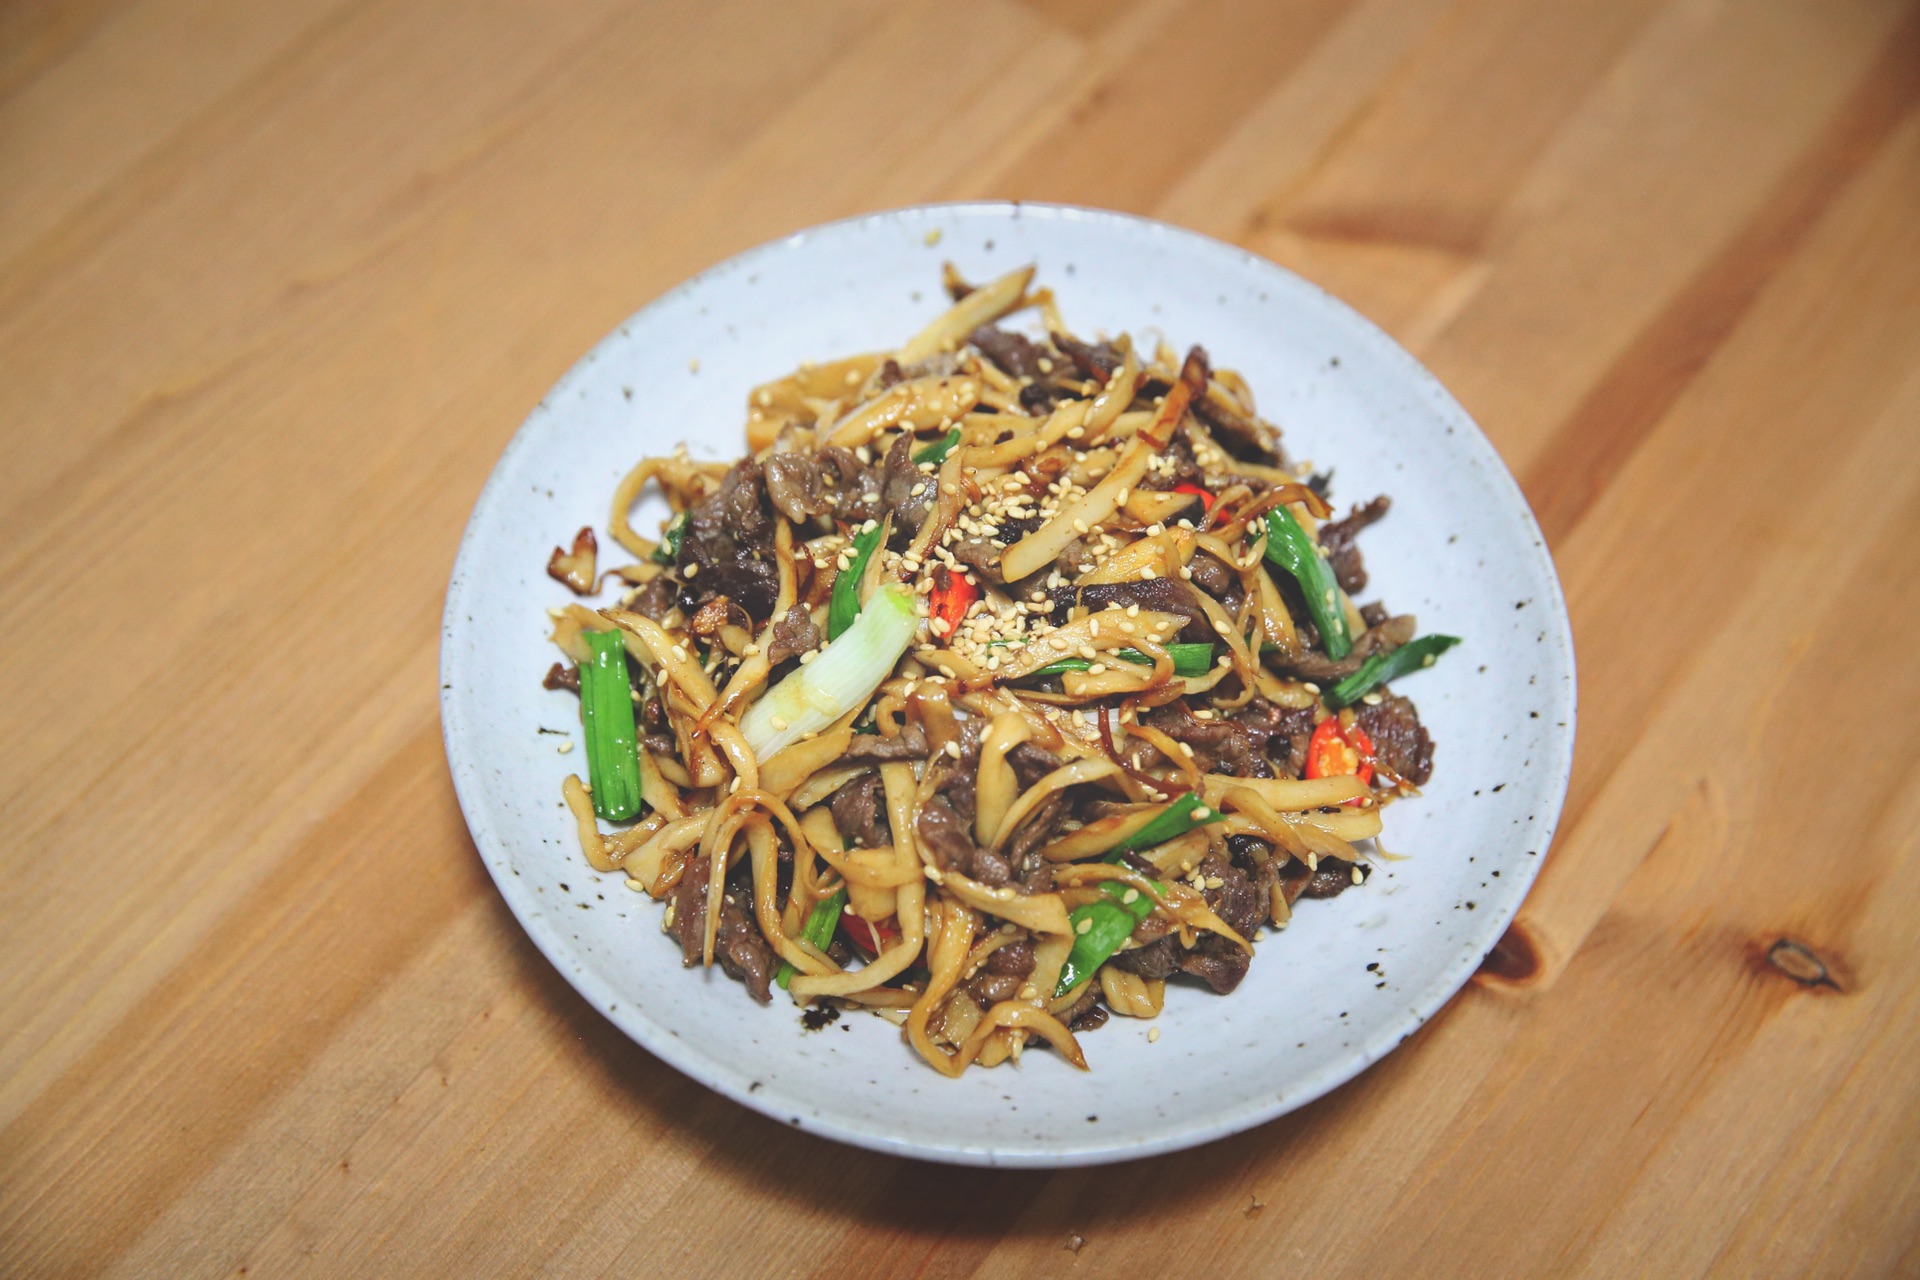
1192;386;1281;464
1066;990;1110;1032
985;938;1036;977
1177;935;1251;994
841;722;930;764
1273;614;1416;684
1004;790;1068;865
715;882;776;1004
1185;551;1238;600
765;603;820;664
969;325;1044;378
879;432;935;543
922;718;985;824
764;451;834;523
1077;578;1216;645
829;773;890;849
1227;697;1319;779
1111;935;1178;980
670;853;709;965
915;795;1011;886
624;574;678;622
1050;332;1123;382
1359;601;1390;628
1197;853;1263;939
542;662;581;694
1317;496;1390;595
1140;700;1273;778
1007;740;1064;790
1355;691;1435;785
970;972;1024;1005
679;459;779;617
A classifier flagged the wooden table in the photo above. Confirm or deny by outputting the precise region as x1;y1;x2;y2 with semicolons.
6;1;1919;1274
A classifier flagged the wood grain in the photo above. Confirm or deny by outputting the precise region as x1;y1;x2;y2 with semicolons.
3;1;1918;1274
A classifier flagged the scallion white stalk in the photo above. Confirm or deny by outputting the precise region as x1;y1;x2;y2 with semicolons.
741;583;919;761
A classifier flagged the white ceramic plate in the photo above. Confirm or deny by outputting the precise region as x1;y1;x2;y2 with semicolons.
440;203;1575;1167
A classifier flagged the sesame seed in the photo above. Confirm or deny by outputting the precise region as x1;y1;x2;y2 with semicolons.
684;562;700;579
799;650;816;664
1192;806;1211;819
556;740;574;754
769;715;788;731
624;877;646;892
1147;1027;1161;1043
1121;888;1139;904
1141;566;1158;580
945;740;962;759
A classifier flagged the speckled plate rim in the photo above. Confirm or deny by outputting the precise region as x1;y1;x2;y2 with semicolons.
440;201;1577;1167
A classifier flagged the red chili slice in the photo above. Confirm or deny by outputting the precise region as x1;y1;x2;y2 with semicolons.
1304;719;1376;803
1172;482;1215;512
928;566;979;640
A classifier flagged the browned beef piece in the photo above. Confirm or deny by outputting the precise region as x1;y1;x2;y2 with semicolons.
1178;935;1251;994
1359;601;1390;628
1318;496;1390;595
969;325;1044;378
915;795;1011;886
1275;614;1416;684
879;433;935;542
1007;740;1064;790
1077;578;1215;645
1229;835;1281;912
986;938;1036;977
715;884;775;1004
1112;935;1178;979
918;718;985;824
1302;859;1359;898
970;972;1023;1005
1019;382;1065;413
671;853;710;966
1064;987;1108;1031
1192;386;1281;463
1227;698;1318;779
842;723;929;764
625;575;678;621
829;773;890;849
1140;700;1273;778
765;603;819;664
1050;331;1122;382
1196;853;1262;938
1004;790;1068;865
1185;551;1238;600
1356;692;1435;785
542;662;580;694
679;460;778;617
876;358;905;388
765;447;881;527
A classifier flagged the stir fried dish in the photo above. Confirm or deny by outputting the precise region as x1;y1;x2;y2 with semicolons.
541;266;1458;1076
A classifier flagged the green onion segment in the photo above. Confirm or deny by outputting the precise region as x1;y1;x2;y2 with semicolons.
742;583;920;761
579;628;644;822
827;522;886;640
776;888;848;990
1323;634;1461;709
1263;507;1351;660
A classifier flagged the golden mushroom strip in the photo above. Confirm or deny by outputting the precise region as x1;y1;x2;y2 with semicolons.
1099;966;1165;1019
907;900;978;1077
1200;774;1369;810
746;817;836;979
898;265;1033;362
561;775;616;872
825;375;981;451
990;758;1125;851
953;1000;1087;1072
1000;348;1205;581
937;870;1075;936
973;711;1034;847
